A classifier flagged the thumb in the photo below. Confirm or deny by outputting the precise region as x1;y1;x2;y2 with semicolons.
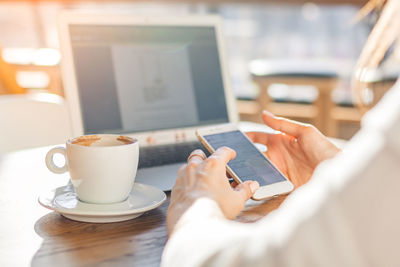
234;181;259;202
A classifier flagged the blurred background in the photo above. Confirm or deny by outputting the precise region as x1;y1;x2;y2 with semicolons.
0;0;399;152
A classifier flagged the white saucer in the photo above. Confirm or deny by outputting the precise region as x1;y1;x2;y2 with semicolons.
39;183;166;223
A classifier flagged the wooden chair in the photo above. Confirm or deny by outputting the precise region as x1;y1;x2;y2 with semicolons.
250;75;339;136
328;77;397;137
239;59;339;136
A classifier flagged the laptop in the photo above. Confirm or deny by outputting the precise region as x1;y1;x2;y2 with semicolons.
58;13;238;191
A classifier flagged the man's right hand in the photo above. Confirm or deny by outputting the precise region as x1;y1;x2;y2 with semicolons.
247;111;340;188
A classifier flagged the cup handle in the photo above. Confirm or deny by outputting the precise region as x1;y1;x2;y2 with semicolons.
45;147;68;174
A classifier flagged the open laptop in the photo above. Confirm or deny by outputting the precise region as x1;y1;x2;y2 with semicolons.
58;13;238;191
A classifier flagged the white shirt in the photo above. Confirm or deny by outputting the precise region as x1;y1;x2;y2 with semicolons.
162;80;400;267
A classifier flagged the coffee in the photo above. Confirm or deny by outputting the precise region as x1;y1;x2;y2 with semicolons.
71;135;136;147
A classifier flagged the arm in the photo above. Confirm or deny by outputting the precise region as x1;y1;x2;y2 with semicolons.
163;71;400;266
163;125;400;266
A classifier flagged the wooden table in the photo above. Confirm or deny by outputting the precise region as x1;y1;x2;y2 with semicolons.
0;146;286;267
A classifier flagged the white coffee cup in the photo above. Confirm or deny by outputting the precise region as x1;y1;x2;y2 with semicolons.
45;134;139;204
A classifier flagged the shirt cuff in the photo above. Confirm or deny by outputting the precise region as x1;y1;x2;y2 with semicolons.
172;197;225;234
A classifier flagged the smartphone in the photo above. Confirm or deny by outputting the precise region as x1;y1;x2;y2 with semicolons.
196;124;294;200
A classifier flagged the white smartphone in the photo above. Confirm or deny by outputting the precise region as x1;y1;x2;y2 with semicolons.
196;124;294;200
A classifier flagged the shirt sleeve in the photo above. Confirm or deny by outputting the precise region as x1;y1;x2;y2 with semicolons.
162;82;400;267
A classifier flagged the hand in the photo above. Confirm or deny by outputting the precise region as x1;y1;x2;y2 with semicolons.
167;147;259;235
247;111;340;188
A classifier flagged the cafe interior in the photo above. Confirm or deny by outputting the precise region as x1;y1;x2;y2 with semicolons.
0;0;399;266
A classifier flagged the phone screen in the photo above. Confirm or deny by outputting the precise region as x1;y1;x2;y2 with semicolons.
203;130;286;186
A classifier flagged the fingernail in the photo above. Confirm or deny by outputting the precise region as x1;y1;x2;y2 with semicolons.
263;110;274;117
250;181;259;193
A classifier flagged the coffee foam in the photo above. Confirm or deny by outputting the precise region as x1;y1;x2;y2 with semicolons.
71;135;101;147
117;136;135;145
71;135;136;147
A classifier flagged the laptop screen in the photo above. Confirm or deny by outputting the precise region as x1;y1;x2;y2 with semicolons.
69;25;229;134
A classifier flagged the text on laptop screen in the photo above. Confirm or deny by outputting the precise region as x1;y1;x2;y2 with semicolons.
69;25;229;134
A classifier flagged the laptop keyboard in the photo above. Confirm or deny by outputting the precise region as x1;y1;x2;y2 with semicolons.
138;141;209;168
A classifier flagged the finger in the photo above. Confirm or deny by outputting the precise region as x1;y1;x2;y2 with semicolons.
207;146;236;166
246;131;270;145
178;164;187;175
262;110;307;137
187;149;207;164
174;163;188;187
234;181;259;202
